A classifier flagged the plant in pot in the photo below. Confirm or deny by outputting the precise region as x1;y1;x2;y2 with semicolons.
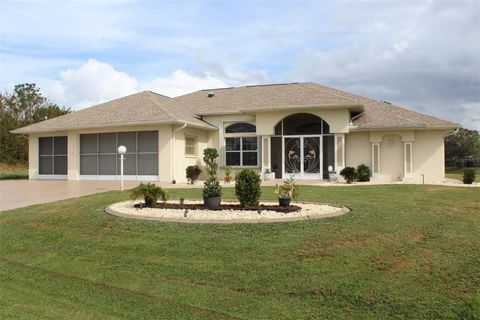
274;176;299;207
130;182;168;208
202;148;222;209
340;167;357;184
222;166;233;184
263;168;275;181
328;165;338;183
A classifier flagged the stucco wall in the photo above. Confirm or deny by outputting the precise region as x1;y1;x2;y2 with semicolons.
345;131;371;169
411;130;447;184
255;108;350;135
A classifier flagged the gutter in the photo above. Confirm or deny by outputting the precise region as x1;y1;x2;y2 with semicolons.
444;127;460;137
171;122;187;183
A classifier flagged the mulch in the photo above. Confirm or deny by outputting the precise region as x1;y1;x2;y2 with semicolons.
133;202;302;213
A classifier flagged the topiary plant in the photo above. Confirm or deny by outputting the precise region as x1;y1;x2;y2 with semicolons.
463;169;476;184
186;165;201;184
202;148;222;208
357;164;371;182
235;169;262;207
340;167;357;184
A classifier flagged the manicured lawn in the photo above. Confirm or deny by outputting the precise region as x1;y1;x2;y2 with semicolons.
0;162;28;180
445;167;479;182
1;185;479;319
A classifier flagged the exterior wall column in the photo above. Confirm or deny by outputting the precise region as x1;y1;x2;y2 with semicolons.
67;132;79;180
403;141;413;179
371;142;381;178
28;134;39;179
334;133;345;172
261;136;271;173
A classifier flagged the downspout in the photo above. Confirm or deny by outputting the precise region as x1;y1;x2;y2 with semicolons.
171;122;187;183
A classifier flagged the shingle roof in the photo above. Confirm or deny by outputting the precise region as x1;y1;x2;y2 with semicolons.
12;91;215;134
176;82;458;129
13;82;458;134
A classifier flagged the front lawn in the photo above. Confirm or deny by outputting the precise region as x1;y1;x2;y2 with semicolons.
1;185;479;319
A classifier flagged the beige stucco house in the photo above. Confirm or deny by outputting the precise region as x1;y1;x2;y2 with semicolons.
13;82;459;184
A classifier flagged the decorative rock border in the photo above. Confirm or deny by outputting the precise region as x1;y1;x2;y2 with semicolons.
105;200;350;224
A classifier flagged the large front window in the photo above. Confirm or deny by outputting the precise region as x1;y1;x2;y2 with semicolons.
224;122;258;167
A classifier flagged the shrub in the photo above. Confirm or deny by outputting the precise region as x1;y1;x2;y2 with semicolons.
186;165;201;184
274;176;299;200
463;169;476;184
202;148;222;198
235;169;262;207
340;167;357;184
130;183;168;207
357;164;371;182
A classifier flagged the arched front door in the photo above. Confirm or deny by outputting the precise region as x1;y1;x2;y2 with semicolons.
271;113;334;180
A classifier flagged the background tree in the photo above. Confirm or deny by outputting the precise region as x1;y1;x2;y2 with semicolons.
0;83;70;163
445;128;480;166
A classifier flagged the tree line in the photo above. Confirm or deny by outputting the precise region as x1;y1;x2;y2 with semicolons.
0;83;71;163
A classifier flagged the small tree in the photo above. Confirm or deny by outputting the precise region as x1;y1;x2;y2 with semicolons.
186;165;201;184
202;148;221;198
235;169;261;207
340;167;357;184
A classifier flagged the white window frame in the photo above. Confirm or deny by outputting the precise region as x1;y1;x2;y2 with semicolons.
225;136;260;168
185;135;198;157
404;142;413;178
372;143;381;176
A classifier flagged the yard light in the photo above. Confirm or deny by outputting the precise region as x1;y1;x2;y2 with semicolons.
118;145;127;191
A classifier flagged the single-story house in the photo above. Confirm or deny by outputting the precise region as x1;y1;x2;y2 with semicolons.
12;82;459;183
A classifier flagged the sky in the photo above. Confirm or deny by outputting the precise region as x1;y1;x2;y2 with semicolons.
0;0;479;130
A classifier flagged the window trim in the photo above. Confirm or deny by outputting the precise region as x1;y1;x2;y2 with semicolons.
185;135;198;157
38;136;68;176
225;136;260;168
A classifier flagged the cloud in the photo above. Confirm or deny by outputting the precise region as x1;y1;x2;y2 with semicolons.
286;1;480;129
47;59;137;108
142;70;228;97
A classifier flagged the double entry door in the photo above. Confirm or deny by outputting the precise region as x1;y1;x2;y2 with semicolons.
283;136;322;179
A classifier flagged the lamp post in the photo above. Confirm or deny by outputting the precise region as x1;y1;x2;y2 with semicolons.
118;145;127;191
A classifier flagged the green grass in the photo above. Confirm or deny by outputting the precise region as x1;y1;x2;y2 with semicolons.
1;185;479;319
445;167;479;181
0;162;28;180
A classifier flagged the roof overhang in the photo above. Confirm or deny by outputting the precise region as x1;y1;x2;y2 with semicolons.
349;124;461;132
11;119;217;135
198;103;364;116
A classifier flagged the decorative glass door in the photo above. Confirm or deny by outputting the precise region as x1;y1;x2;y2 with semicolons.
283;136;322;179
303;137;320;177
284;137;301;174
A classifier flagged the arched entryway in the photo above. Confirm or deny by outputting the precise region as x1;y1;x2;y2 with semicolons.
270;113;334;179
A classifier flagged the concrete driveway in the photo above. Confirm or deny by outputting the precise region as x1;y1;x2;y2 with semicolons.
0;180;144;211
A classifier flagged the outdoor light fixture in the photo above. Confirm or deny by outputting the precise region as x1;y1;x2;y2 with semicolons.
118;145;127;191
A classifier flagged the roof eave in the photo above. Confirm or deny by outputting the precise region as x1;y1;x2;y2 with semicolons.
240;103;364;113
11;119;216;134
349;123;461;131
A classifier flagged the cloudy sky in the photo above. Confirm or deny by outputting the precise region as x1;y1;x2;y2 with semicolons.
1;0;479;129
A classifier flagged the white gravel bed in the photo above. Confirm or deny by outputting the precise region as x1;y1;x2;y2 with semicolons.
106;200;348;223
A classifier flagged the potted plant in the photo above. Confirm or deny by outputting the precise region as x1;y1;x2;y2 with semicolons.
328;165;338;183
130;182;168;207
263;168;275;181
202;148;222;209
274;176;299;207
222;166;233;184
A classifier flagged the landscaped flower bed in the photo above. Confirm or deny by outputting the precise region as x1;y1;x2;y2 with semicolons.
106;200;348;223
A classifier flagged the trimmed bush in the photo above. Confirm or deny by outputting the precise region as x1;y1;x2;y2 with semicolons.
463;169;476;184
235;169;262;207
186;165;201;184
340;167;357;184
202;148;222;198
357;164;371;182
